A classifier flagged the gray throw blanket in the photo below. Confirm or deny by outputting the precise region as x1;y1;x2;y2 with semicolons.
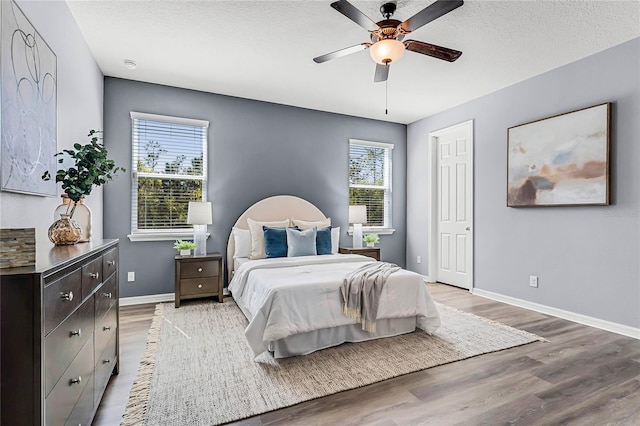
340;262;400;333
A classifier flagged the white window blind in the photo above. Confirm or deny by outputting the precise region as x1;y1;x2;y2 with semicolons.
348;139;393;228
131;112;208;235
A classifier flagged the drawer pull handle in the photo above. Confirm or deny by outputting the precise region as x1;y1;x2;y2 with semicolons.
107;260;115;266
70;376;82;385
70;329;81;337
198;284;203;289
61;291;74;301
103;359;111;364
90;272;100;279
103;292;112;299
103;326;111;331
197;267;203;272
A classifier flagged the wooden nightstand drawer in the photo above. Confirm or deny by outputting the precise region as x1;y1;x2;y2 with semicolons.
339;246;380;261
179;278;218;296
175;253;223;307
180;261;219;278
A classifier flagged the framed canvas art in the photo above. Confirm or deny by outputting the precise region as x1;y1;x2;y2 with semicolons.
507;103;610;207
1;0;57;196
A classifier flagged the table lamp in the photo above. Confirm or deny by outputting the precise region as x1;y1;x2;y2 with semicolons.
187;201;212;256
348;205;367;249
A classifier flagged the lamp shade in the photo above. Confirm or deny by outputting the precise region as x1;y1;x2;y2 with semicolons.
187;201;212;225
348;205;367;224
369;39;405;65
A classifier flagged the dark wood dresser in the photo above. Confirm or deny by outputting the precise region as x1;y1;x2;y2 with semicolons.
0;237;119;425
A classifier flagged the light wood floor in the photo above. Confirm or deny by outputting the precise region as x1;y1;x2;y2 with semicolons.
94;284;640;425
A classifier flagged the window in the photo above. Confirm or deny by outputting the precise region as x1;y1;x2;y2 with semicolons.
349;139;393;229
130;112;208;240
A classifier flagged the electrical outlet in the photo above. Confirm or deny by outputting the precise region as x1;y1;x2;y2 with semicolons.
417;256;422;264
529;275;538;288
128;271;135;282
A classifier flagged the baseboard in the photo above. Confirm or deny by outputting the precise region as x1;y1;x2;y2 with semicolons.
120;292;174;306
472;288;640;340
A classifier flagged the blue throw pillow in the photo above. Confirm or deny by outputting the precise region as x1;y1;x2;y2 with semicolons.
286;227;317;257
316;226;332;255
263;226;288;258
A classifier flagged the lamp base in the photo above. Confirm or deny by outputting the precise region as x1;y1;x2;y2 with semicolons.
352;223;363;249
193;224;207;256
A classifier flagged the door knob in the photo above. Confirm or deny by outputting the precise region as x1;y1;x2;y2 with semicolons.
466;227;470;231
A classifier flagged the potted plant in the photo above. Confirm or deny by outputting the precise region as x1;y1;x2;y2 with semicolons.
42;130;125;245
363;233;379;247
174;239;198;256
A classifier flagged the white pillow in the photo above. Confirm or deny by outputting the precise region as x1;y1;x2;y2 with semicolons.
247;218;290;259
232;227;251;259
331;227;340;254
291;217;331;230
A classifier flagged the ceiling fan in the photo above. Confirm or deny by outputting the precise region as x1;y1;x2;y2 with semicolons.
314;0;464;83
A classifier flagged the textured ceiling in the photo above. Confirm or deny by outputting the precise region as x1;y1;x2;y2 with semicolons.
66;0;640;124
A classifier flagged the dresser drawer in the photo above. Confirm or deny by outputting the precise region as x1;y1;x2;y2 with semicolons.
179;260;218;278
81;256;103;299
65;374;94;426
95;274;117;321
45;298;94;397
45;337;94;426
94;333;117;406
44;269;82;335
102;247;118;281
95;303;117;361
180;278;218;296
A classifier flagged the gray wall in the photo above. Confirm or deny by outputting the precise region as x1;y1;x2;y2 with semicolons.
103;78;407;298
407;38;640;328
0;1;104;235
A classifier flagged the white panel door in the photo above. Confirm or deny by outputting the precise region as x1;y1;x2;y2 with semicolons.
435;122;472;289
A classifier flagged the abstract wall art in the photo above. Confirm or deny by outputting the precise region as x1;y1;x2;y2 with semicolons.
1;0;57;196
507;103;610;207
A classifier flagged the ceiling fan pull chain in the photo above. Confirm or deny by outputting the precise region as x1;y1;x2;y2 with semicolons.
385;77;388;115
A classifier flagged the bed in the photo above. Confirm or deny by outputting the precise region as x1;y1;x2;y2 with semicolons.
227;195;441;358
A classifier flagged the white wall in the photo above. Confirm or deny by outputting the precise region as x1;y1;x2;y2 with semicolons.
407;38;640;329
0;1;104;237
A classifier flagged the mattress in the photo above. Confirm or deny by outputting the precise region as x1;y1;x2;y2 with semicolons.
229;254;441;358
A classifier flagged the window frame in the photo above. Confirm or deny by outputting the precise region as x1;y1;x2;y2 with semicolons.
128;112;209;242
348;138;395;235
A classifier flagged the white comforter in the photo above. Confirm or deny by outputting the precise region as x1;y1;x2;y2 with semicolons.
229;254;441;356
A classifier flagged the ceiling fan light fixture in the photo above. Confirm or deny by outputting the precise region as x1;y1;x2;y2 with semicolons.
369;38;405;65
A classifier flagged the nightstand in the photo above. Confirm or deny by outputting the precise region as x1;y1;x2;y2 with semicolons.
339;246;380;261
175;253;223;308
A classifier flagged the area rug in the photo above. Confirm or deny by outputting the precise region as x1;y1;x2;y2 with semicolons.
121;300;545;426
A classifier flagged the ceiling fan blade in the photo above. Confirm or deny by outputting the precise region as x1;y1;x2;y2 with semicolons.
313;43;371;63
374;63;389;83
400;0;463;33
331;0;380;32
404;40;462;62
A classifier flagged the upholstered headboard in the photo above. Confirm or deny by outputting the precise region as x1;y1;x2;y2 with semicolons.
226;195;328;282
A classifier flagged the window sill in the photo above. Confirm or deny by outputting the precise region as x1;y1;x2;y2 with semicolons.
128;232;211;242
347;227;395;236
